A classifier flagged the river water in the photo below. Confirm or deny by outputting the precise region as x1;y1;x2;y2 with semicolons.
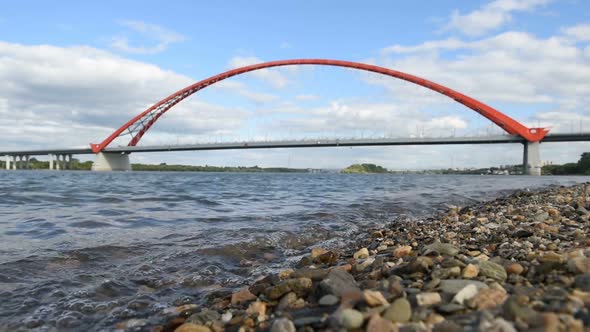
0;171;587;330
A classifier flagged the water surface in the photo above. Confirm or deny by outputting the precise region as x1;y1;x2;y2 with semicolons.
0;171;587;330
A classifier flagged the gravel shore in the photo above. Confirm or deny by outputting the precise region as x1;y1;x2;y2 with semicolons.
132;183;590;332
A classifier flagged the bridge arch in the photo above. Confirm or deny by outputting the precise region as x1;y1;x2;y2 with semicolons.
91;59;548;153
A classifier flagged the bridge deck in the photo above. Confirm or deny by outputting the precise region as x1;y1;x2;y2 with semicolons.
0;133;588;156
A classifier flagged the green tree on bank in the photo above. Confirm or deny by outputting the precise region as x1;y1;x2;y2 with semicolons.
341;163;388;174
543;153;590;175
0;158;308;172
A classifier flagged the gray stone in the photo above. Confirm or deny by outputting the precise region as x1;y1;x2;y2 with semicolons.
406;256;434;273
319;269;360;296
291;267;330;280
533;211;549;222
293;316;323;327
271;318;296;332
568;257;590;274
436;303;465;314
432;266;461;279
575;274;590;291
399;323;431;332
576;206;589;215
478;318;517;332
318;294;339;306
277;292;298;311
423;240;459;256
478;260;507;282
433;321;463;332
439;279;488;294
336;309;364;329
502;296;537;321
186;309;220;325
383;298;412;323
264;277;313;300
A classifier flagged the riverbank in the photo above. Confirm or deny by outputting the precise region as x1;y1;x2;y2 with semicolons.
140;182;590;332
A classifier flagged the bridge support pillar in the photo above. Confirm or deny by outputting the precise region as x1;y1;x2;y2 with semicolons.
91;152;131;171
4;155;9;170
56;154;61;170
523;141;542;176
12;156;16;170
68;155;73;170
48;154;54;170
60;154;67;170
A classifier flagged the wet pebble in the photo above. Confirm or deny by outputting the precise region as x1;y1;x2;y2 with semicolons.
383;297;412;323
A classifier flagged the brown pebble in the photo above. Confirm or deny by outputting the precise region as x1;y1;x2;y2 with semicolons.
279;269;294;279
393;245;412;258
313;251;340;265
174;323;211;332
537;312;559;332
372;230;384;238
389;279;403;297
468;288;508;310
246;301;266;322
462;264;479;279
506;263;524;275
311;247;328;259
363;290;389;307
231;288;257;305
366;314;397;332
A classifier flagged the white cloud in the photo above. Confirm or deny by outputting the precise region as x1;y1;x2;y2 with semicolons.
256;101;469;140
530;111;590;133
444;0;552;36
213;80;279;103
373;28;590;116
0;42;244;150
383;38;467;54
228;56;290;88
110;20;186;54
562;23;590;42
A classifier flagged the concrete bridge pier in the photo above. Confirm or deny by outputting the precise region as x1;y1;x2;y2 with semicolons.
12;156;16;170
25;156;30;169
91;152;131;171
4;155;10;170
68;154;73;170
17;155;26;169
523;141;542;176
48;154;54;170
60;154;67;170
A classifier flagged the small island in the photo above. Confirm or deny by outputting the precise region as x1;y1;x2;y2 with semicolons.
341;163;388;174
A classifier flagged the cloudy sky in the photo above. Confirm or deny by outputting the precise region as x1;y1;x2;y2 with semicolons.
1;0;589;169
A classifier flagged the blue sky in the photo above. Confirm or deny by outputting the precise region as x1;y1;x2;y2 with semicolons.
0;0;589;169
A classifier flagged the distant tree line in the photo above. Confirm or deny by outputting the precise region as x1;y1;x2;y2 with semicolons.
543;153;590;175
130;163;308;172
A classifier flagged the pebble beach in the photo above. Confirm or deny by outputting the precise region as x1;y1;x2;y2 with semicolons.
121;182;590;332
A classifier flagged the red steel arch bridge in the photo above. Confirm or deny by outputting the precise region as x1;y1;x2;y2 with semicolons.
2;59;587;175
